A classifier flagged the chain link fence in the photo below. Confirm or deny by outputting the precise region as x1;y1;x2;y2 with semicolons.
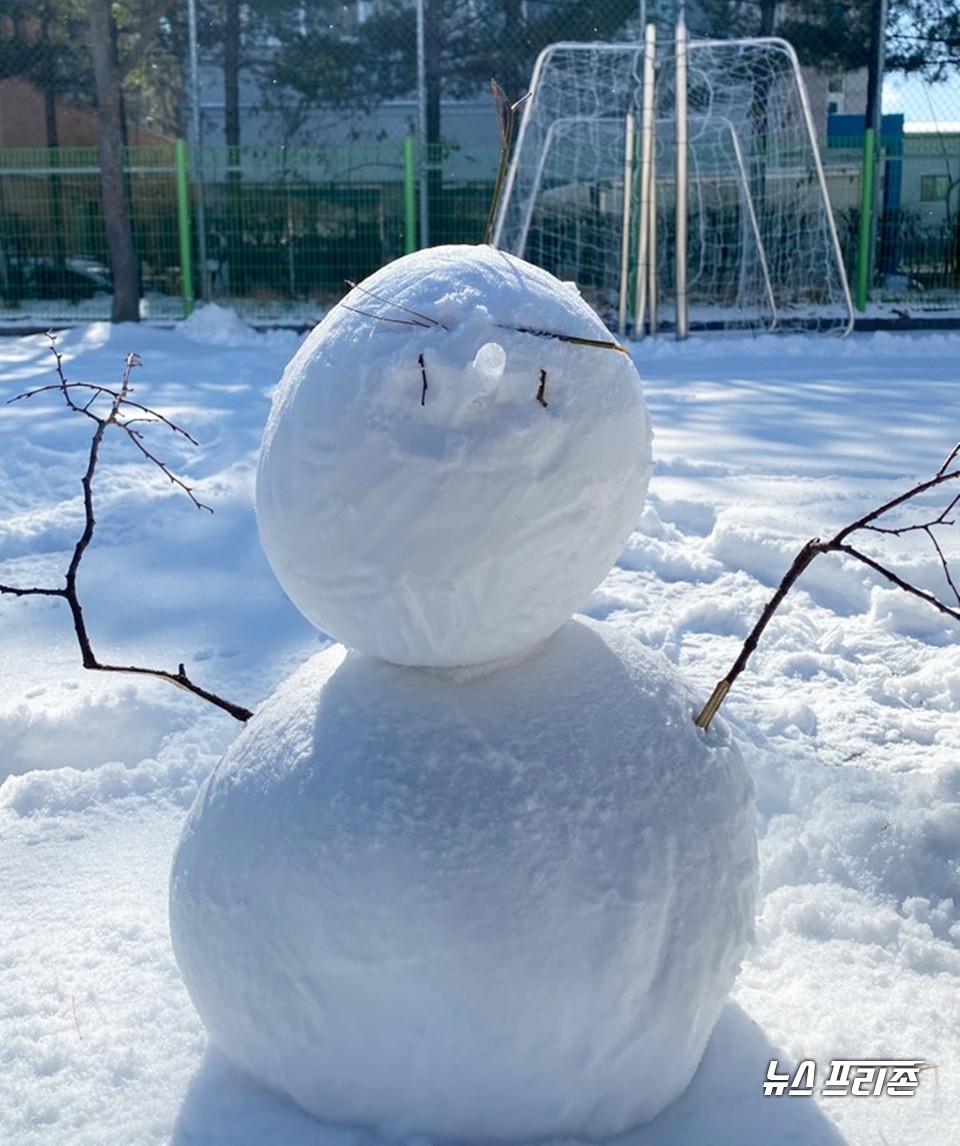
0;1;959;325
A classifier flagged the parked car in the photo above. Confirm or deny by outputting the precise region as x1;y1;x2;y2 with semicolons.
1;254;112;303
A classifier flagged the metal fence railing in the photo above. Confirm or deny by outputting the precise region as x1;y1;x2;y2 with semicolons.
0;141;503;324
3;133;960;327
2;0;960;327
0;145;179;320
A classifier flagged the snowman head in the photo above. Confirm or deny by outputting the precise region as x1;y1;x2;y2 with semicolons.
256;244;652;668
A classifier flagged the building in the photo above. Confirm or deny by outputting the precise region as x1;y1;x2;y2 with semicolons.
0;76;171;149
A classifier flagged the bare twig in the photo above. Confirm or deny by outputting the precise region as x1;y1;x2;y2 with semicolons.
696;443;960;729
0;337;254;723
418;353;428;406
484;81;531;245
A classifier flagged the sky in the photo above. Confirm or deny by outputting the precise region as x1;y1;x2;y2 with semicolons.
884;72;960;126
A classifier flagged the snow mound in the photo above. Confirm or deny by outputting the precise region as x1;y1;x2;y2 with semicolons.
178;303;261;346
169;616;757;1140
256;244;651;666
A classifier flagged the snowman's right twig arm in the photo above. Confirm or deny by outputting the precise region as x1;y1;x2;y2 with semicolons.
695;444;960;729
0;337;254;724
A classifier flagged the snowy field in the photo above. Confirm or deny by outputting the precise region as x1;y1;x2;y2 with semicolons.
1;308;958;1145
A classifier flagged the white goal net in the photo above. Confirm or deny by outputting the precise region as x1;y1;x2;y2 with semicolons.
492;34;854;336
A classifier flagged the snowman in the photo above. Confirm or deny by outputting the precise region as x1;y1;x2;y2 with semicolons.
170;244;757;1140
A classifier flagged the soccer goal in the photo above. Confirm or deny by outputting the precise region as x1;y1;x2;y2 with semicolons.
491;27;854;336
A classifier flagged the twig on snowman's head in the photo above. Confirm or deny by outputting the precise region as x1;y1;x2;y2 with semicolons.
695;442;960;729
0;335;253;723
497;323;630;355
340;304;437;329
485;80;531;245
343;280;445;329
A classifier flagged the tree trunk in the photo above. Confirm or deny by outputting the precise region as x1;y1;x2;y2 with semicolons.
43;84;70;287
749;0;779;212
224;0;241;150
40;10;68;286
223;0;243;293
425;0;443;243
501;0;527;102
88;0;141;322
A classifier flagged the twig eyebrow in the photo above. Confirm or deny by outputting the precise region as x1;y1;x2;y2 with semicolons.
498;324;630;354
341;279;630;355
339;303;436;329
344;280;446;328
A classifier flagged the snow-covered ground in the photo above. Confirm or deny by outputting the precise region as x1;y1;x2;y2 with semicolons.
1;307;957;1145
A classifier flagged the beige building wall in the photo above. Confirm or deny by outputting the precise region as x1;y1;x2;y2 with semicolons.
0;77;171;149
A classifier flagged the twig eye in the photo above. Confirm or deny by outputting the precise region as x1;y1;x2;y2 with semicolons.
418;354;428;407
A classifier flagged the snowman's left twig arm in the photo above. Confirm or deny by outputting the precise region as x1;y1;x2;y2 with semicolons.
0;336;254;724
695;444;960;729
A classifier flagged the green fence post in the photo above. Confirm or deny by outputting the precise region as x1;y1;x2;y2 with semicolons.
175;138;195;317
855;126;876;312
403;135;418;254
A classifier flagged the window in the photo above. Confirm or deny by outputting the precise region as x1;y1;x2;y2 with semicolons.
920;174;950;202
827;74;844;94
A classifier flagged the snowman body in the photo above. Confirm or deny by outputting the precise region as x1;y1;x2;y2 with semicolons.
170;245;758;1139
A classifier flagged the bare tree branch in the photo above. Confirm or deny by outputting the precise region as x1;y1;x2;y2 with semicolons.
696;443;960;730
11;383;201;445
0;337;254;724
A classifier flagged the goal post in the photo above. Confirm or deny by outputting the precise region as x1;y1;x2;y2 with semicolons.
492;31;854;336
675;13;689;339
492;41;645;327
